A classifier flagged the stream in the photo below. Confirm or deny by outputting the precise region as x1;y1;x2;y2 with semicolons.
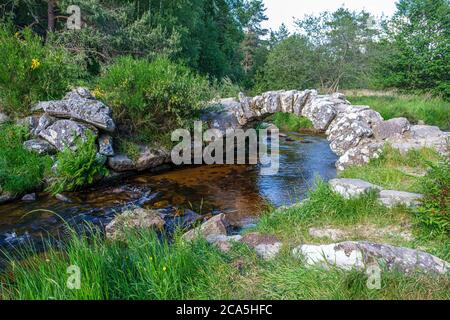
0;133;337;250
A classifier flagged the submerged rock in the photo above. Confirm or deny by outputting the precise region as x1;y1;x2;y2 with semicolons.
105;207;165;240
21;193;37;201
39;119;97;152
378;190;423;208
35;87;115;132
293;241;449;275
329;178;382;199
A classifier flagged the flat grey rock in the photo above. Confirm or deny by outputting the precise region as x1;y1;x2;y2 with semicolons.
39;119;97;152
23;139;56;155
36;87;115;132
329;178;382;199
378;190;423;208
293;241;449;275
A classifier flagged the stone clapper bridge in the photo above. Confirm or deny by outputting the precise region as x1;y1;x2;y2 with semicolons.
7;87;450;275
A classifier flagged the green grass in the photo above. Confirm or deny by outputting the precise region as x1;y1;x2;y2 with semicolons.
347;94;450;130
271;112;313;132
1;226;448;300
0;123;52;195
339;146;441;193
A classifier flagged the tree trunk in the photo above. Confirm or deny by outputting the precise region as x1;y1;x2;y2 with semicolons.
48;0;56;32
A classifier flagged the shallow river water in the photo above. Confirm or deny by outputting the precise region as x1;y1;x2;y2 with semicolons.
0;133;337;249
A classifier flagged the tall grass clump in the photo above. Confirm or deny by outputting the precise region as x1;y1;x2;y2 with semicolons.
0;123;52;195
256;178;391;240
0;26;86;116
97;56;212;145
347;94;450;130
0;228;229;300
415;160;450;239
47;133;108;194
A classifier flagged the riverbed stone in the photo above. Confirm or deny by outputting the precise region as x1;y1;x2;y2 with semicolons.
378;190;423;208
293;241;449;274
241;232;283;260
373;117;410;140
36;87;116;132
55;193;72;203
39;119;97;152
182;213;229;242
21;193;37;201
329;178;382;199
23;139;56;155
0;190;15;204
107;146;169;172
105;208;165;240
205;234;243;253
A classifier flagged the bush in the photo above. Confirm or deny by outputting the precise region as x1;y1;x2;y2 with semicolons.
48;133;108;194
0;26;86;116
415;160;450;238
0;123;52;195
97;56;212;145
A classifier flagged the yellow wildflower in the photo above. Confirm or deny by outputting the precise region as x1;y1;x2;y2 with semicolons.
31;58;41;70
92;87;105;98
162;266;167;272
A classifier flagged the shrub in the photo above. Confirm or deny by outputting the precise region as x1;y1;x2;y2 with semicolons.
97;56;212;145
48;133;108;194
0;26;86;116
415;160;450;238
0;123;52;194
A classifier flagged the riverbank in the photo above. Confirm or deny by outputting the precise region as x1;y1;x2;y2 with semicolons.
1;146;448;300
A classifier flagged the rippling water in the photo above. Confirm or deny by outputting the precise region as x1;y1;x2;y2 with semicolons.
0;133;337;249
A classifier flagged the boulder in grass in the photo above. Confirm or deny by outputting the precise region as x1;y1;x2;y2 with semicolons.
293;241;449;275
36;87;116;132
39;119;97;152
378;190;423;208
241;232;283;260
182;213;229;242
329;178;382;199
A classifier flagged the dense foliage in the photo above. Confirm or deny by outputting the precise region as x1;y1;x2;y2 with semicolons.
97;56;212;144
416;160;450;238
48;132;108;194
0;26;86;116
0;123;52;194
373;0;450;96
